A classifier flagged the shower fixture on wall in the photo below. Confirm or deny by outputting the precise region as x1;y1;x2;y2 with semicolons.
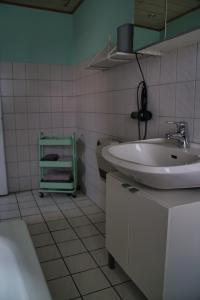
130;54;152;140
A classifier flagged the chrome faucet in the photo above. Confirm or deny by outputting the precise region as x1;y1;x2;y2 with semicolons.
165;121;189;149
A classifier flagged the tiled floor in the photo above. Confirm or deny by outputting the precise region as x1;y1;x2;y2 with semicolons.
0;190;147;300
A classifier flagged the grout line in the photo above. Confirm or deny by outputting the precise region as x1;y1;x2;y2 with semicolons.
31;190;84;300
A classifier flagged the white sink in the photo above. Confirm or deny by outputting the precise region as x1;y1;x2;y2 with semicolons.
102;138;200;189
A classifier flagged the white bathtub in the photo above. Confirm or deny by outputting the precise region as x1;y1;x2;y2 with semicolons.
0;220;52;300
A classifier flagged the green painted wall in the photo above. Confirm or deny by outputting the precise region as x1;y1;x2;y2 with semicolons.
0;3;74;64
164;8;200;40
74;0;134;63
134;26;161;51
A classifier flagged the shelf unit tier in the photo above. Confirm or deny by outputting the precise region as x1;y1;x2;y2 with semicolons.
39;160;72;168
39;137;73;146
40;181;74;190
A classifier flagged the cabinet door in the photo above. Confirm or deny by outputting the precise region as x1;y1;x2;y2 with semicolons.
128;191;168;300
106;174;131;270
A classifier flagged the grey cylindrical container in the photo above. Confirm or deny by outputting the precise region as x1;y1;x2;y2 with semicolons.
117;23;134;53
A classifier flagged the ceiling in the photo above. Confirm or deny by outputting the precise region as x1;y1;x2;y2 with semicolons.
135;0;200;30
0;0;84;14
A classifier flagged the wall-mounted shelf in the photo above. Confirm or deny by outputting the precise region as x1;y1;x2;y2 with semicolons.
87;46;137;70
139;28;200;56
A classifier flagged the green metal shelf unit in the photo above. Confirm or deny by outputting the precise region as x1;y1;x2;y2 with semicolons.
39;133;77;197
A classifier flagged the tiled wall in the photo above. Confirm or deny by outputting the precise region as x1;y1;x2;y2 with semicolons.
75;43;200;209
1;43;200;204
0;63;76;192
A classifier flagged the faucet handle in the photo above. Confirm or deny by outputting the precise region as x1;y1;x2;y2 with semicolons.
166;121;187;133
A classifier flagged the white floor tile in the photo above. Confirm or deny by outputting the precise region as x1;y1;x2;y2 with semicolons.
63;208;83;218
81;206;102;215
101;265;130;285
43;211;64;221
73;268;110;295
32;232;54;247
75;224;99;238
115;282;147;300
23;214;44;224
65;252;97;274
18;201;37;209
75;199;93;208
20;207;40;216
88;213;105;224
83;287;120;300
36;245;60;262
0;203;18;212
48;276;80;300
41;259;69;280
40;205;60;213
95;222;105;234
52;228;78;243
58;239;87;257
57;202;76;210
90;248;108;266
68;216;91;228
47;219;70;231
82;235;105;251
0;210;20;220
28;222;49;235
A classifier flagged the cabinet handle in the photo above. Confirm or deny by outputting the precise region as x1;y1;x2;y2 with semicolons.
128;187;139;193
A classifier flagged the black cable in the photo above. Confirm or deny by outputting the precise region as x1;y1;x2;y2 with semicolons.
135;53;148;140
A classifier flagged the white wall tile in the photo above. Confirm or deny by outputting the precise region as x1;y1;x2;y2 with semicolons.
52;97;63;112
146;56;161;85
51;81;62;96
28;113;40;129
17;146;29;161
27;97;40;113
194;80;200;118
50;65;62;80
1;97;14;113
8;178;19;192
13;63;26;79
197;43;200;80
62;81;73;96
26;80;38;96
38;64;50;80
16;130;29;145
175;82;195;118
39;113;52;128
5;146;18;162
13;80;26;96
1;80;13;96
26;64;38;80
15;113;28;129
38;81;51;96
159;84;176;117
39;97;51;112
160;50;177;84
19;176;31;191
52;113;63;128
177;44;197;82
7;162;19;178
0;63;12;79
3;114;15;130
4;131;16;146
14;97;27;113
18;161;30;177
62;65;74;81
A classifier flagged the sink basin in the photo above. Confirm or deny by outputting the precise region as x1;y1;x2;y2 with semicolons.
102;138;200;189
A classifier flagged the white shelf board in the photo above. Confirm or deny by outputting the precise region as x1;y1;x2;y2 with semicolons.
87;50;136;70
139;28;200;55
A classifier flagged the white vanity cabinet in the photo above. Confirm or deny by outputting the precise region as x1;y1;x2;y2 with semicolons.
106;172;200;300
